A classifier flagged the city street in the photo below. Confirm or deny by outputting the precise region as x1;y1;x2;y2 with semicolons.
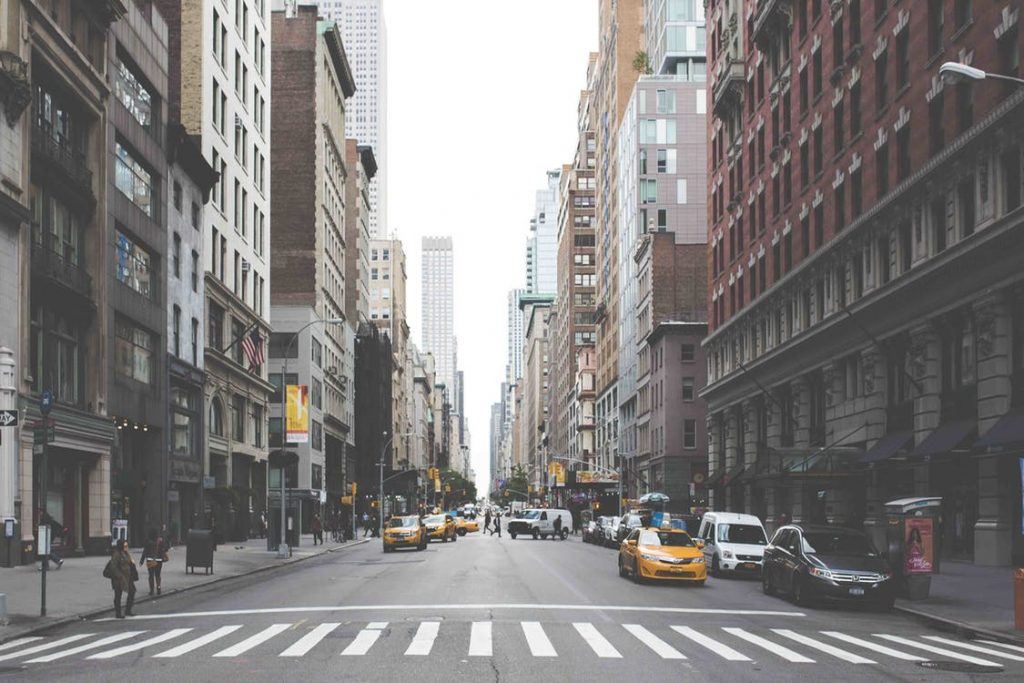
1;532;1021;681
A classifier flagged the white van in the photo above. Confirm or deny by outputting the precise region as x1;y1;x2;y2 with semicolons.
697;512;768;576
506;508;572;540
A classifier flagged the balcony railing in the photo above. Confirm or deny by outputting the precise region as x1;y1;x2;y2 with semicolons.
712;59;745;117
751;0;794;51
31;230;93;300
31;122;93;196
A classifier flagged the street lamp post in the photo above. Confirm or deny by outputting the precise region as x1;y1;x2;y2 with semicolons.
939;61;1024;87
378;431;413;539
277;317;344;559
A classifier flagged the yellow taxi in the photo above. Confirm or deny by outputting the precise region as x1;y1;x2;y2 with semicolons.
454;515;479;536
423;514;457;543
618;526;706;585
383;515;427;552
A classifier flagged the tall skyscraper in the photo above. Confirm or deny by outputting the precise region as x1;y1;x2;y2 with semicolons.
421;236;455;389
317;0;388;237
526;170;561;296
506;288;525;383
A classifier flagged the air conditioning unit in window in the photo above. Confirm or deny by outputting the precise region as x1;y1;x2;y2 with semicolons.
327;365;339;376
241;259;251;272
235;114;243;129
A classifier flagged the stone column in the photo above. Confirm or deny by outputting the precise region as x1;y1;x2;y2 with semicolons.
0;347;19;566
706;412;721;509
860;348;888;546
973;295;1013;565
909;325;941;447
793;377;810;447
724;408;739;511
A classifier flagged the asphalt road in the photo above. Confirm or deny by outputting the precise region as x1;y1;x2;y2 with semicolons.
1;530;1022;682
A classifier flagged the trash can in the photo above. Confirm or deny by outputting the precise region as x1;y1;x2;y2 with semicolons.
185;528;215;575
885;497;942;600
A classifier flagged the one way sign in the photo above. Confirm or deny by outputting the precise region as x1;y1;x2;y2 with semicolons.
0;410;19;427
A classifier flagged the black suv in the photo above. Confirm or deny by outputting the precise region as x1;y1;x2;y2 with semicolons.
762;524;895;609
615;514;645;545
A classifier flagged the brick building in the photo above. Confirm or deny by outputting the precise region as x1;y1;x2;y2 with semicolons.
703;0;1024;565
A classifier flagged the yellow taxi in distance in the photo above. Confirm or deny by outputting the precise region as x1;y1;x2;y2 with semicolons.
424;514;457;543
619;527;706;585
454;516;479;536
383;516;427;552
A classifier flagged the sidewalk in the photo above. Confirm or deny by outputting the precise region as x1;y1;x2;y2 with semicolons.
895;560;1024;643
0;533;368;643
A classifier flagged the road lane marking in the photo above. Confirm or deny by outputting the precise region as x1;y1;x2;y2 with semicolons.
279;623;340;657
771;629;875;664
978;639;1024;655
0;634;96;662
521;622;557;657
341;623;387;656
468;622;492;657
873;634;1002;667
405;621;441;656
25;632;145;663
622;624;686;660
574;623;621;658
723;627;814;663
153;625;243;657
820;632;925;661
0;638;43;653
87;629;192;659
921;636;1024;662
100;603;805;621
671;626;750;662
213;624;291;657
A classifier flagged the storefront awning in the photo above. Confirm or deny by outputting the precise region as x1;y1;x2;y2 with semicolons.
910;419;976;458
859;431;914;464
704;468;727;487
975;408;1024;449
723;463;747;486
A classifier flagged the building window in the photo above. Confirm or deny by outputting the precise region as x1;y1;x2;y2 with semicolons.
311;377;322;410
170;388;195;458
173;182;182;212
927;0;944;57
191;317;199;366
683;419;697;449
115;142;154;217
897;125;911;181
232;394;246;442
958;175;976;237
896;28;910;90
311;338;322;367
210;398;224;437
851;167;863;218
173;305;181;357
682;377;695;401
115;319;153;384
209;303;225;350
875;49;888;112
115;229;153;297
311;420;323;451
681;343;695;362
172;232;181;278
1002;146;1022;213
876;142;890;197
29;304;80;404
813;127;823;176
114;58;154;131
253;404;264;447
191;250;200;291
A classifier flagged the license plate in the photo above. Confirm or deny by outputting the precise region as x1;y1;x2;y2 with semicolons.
849;587;865;596
742;562;757;569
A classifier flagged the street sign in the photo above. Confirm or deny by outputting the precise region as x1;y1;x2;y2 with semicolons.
33;427;54;445
39;390;53;417
0;409;18;427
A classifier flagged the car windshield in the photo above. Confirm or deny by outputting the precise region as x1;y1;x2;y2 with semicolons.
717;523;767;545
640;530;694;547
520;510;541;520
388;517;417;528
802;531;877;557
424;515;444;525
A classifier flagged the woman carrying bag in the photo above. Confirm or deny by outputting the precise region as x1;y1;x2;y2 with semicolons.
104;539;137;618
140;528;169;596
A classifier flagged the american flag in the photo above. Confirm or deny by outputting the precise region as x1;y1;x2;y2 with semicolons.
241;329;264;369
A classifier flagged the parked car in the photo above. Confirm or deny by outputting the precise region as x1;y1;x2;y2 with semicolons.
506;508;572;540
762;524;895;609
590;516;612;546
697;512;768;576
582;520;598;544
603;516;623;548
616;513;645;545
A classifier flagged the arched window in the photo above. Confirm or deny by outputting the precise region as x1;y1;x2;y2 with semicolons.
210;397;224;436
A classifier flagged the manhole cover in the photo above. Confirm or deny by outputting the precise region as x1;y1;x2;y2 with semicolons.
918;660;1004;674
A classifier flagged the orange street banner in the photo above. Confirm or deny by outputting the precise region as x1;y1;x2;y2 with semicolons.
286;384;309;444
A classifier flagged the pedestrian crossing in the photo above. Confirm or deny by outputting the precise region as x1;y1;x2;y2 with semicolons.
0;620;1019;671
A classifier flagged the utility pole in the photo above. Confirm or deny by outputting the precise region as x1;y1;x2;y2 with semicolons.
38;389;53;616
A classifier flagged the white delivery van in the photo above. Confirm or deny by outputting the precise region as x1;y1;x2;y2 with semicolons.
506;508;572;540
697;512;768;576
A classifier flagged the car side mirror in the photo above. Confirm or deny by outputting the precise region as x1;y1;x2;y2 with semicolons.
627;539;637;547
695;540;705;549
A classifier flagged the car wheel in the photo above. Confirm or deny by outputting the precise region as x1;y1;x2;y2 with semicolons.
711;555;720;577
442;535;448;543
458;529;466;537
452;532;457;542
510;532;517;539
418;542;426;551
792;576;811;607
695;579;706;587
532;529;539;540
541;534;548;540
618;557;627;578
762;568;775;595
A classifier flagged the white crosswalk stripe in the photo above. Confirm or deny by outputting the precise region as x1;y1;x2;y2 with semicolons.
341;622;387;656
25;632;145;663
622;624;686;660
573;622;621;658
771;629;875;664
0;634;98;662
521;621;557;657
405;621;441;656
0;637;43;654
820;631;926;661
213;624;291;658
87;629;192;660
873;634;1002;667
671;625;750;661
153;625;243;658
921;636;1024;662
723;627;814;663
468;621;492;657
978;639;1024;655
280;623;341;657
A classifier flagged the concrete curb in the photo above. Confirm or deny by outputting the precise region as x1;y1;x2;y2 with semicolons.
0;538;371;645
894;604;1024;646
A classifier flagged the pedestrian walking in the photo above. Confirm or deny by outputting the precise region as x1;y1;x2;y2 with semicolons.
140;528;169;596
553;515;563;540
484;509;492;534
572;510;581;536
312;513;324;546
104;539;137;618
490;511;501;537
362;512;371;538
259;511;267;539
39;510;65;569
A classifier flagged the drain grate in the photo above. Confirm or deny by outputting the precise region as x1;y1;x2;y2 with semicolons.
918;660;1004;674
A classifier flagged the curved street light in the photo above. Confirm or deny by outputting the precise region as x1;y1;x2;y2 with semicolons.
940;61;1024;87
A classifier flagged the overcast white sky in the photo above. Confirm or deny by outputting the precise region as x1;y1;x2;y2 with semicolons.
384;0;598;493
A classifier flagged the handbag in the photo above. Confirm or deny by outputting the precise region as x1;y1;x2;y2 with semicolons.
102;560;113;579
146;559;159;569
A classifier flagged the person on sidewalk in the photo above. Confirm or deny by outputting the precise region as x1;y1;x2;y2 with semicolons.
140;529;168;596
106;539;137;618
39;510;65;569
362;512;371;538
312;513;324;546
484;509;492;534
553;515;563;540
491;511;501;537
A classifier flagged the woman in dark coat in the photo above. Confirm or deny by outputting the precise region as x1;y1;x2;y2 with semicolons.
107;539;137;618
140;528;168;596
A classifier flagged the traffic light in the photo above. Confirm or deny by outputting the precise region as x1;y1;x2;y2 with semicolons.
350;482;358;496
